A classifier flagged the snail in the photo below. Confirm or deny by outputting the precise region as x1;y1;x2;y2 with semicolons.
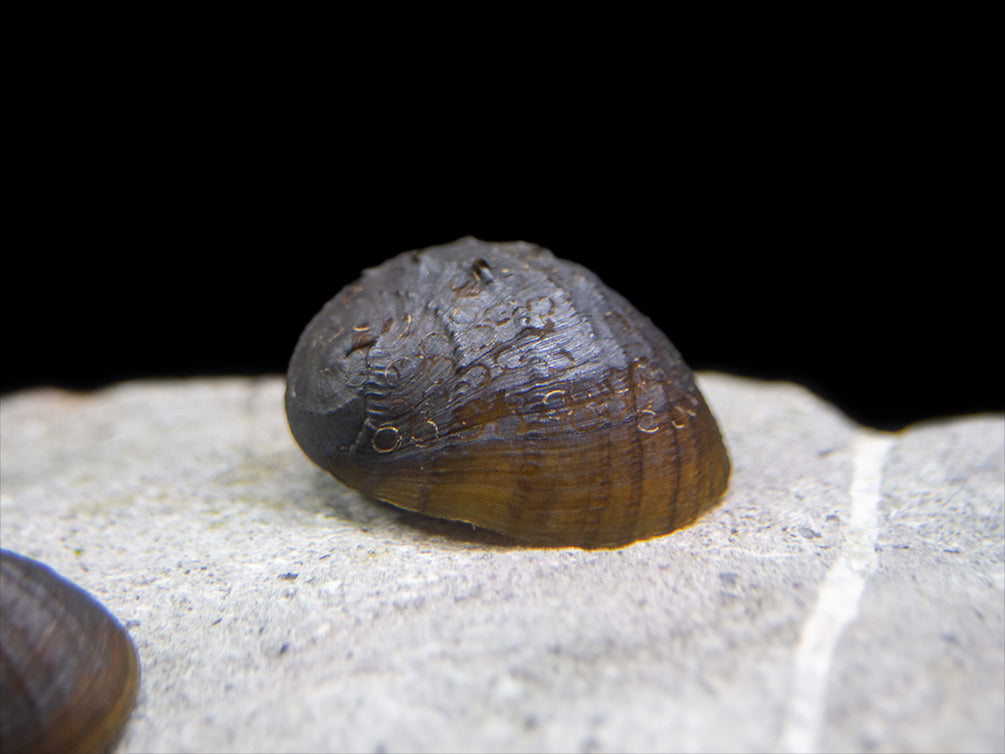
285;237;729;548
0;549;140;754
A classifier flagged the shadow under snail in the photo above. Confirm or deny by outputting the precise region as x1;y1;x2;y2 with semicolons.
0;549;140;754
285;237;729;548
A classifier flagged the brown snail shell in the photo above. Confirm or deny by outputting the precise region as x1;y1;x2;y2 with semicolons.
285;237;729;548
0;549;140;754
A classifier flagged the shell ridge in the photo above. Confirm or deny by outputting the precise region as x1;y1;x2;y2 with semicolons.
621;354;648;542
662;387;685;533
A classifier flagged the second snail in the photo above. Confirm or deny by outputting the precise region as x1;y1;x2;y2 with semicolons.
0;549;140;754
286;237;729;548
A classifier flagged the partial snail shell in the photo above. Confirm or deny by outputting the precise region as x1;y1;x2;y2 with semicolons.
285;237;730;548
0;549;140;754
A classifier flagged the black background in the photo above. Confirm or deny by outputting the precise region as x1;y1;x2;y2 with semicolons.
4;27;999;431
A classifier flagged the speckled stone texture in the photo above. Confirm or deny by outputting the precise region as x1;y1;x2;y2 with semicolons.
1;375;1002;753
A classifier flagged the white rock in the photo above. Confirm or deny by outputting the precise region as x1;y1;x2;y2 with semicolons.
1;374;1001;753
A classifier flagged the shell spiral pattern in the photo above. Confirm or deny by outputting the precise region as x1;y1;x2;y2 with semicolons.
285;237;729;547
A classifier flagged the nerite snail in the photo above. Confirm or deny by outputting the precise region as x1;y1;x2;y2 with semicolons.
0;549;140;754
285;237;729;548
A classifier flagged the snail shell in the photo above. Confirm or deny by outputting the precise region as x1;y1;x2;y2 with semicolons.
285;237;729;548
0;549;140;754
